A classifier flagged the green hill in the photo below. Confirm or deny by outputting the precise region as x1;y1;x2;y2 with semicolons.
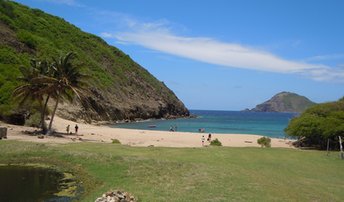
0;0;189;122
249;92;315;113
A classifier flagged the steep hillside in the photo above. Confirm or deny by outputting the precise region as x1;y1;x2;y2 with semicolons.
0;1;189;122
248;92;315;113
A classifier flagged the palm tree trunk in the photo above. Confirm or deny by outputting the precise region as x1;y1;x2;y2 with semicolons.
48;92;60;134
41;94;50;134
38;101;45;132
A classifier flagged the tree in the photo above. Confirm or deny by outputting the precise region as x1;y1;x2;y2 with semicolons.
285;98;344;149
13;52;89;134
44;52;88;133
13;59;52;132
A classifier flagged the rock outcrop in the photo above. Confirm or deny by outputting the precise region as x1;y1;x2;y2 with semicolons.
248;92;315;113
95;190;136;202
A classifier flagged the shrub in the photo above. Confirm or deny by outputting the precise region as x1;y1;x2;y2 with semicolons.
17;30;38;50
210;138;222;146
112;139;121;144
257;137;271;148
25;112;41;127
0;48;21;64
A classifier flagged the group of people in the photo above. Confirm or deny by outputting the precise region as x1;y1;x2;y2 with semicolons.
201;133;212;146
66;124;79;134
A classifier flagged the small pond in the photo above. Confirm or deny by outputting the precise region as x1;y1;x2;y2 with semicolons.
0;165;77;202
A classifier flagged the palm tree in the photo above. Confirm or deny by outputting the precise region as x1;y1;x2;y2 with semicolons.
44;52;88;132
36;60;54;133
13;59;52;133
14;52;89;134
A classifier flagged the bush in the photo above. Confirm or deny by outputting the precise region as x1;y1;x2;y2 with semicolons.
25;112;41;127
257;137;271;148
17;30;38;50
210;138;222;146
112;139;121;144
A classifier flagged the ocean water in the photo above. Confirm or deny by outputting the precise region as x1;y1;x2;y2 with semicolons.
112;110;298;138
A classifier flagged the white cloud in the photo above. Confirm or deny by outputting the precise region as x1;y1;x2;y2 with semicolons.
102;19;344;82
304;54;344;62
100;32;112;38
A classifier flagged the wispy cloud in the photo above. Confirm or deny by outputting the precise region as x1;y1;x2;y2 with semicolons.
304;53;344;62
101;20;344;82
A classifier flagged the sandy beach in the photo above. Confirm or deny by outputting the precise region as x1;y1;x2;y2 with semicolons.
1;116;294;148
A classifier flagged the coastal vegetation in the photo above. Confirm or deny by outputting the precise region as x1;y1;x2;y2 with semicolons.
285;97;344;149
0;141;343;201
257;137;271;148
112;139;121;144
0;1;189;124
210;138;222;146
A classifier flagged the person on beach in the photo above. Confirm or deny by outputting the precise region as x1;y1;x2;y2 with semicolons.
66;125;70;134
201;135;205;146
75;124;79;134
207;133;212;142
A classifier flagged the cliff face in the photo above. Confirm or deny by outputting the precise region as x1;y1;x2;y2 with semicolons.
0;1;189;122
249;92;315;113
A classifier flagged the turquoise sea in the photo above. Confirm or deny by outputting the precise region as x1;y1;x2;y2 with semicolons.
112;110;298;138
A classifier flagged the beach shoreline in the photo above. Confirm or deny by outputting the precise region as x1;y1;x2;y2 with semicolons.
1;116;295;148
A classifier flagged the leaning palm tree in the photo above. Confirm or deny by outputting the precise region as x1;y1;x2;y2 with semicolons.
13;59;52;133
43;52;89;133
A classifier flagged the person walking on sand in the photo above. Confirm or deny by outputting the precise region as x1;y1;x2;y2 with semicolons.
201;135;205;146
66;125;70;134
75;124;79;134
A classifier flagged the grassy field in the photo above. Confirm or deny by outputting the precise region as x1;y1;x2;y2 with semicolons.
0;141;343;201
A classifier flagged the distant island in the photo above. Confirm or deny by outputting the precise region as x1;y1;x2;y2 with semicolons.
244;92;316;113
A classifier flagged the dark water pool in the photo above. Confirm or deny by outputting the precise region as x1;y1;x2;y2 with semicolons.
0;165;73;202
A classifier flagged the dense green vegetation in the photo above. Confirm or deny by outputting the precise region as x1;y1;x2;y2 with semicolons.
0;0;129;90
0;141;343;201
285;97;344;149
0;0;188;122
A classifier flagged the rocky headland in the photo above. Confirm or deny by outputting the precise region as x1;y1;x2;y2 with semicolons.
245;92;315;113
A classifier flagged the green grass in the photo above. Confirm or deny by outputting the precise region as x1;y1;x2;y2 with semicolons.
0;141;343;201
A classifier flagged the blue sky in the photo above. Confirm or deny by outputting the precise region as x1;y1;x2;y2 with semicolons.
15;0;344;110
